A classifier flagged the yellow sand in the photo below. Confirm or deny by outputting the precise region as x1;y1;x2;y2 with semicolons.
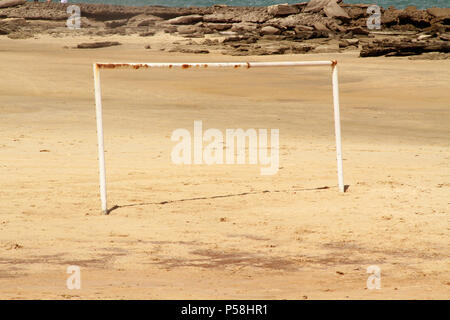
0;34;449;299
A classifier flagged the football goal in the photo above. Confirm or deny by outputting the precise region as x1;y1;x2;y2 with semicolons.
93;60;345;214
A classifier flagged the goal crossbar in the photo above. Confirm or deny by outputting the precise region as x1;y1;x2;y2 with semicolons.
93;60;345;214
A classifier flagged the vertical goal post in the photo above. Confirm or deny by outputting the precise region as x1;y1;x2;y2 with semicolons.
93;60;345;215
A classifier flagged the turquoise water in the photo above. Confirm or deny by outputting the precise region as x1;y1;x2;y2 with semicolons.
52;1;450;9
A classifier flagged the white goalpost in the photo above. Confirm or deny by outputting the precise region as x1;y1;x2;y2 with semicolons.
93;60;345;214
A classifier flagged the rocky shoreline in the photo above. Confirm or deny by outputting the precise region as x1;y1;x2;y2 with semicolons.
0;0;449;58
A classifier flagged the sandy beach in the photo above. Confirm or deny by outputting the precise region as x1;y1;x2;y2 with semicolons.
0;31;449;299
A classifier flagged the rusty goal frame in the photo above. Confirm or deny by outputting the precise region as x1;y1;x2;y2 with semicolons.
93;60;345;214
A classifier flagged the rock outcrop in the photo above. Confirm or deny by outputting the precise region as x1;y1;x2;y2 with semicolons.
0;0;25;9
360;38;450;57
0;1;448;58
76;41;121;49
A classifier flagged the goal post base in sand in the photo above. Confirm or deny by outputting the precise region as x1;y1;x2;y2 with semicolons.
93;60;345;215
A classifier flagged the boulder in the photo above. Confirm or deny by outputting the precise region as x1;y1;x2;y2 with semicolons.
398;6;431;28
163;25;178;33
294;30;328;40
0;17;26;35
313;21;330;32
0;25;10;35
274;15;299;29
127;14;162;28
206;23;232;31
168;46;209;54
272;14;314;29
417;34;432;41
344;6;366;19
339;38;359;48
230;22;258;34
267;4;299;17
240;10;271;23
291;44;315;53
347;38;360;45
260;25;281;35
203;38;219;45
291;2;309;10
326;20;346;32
323;1;350;21
179;48;209;54
0;0;25;9
440;33;450;41
136;18;158;27
303;0;342;13
258;45;290;55
77;41;121;49
360;38;450;57
177;25;199;35
222;35;257;44
271;13;332;30
167;14;203;25
199;24;215;35
426;8;450;19
262;18;287;32
79;4;148;21
382;8;400;26
347;26;369;35
105;19;128;28
203;13;239;23
295;25;314;31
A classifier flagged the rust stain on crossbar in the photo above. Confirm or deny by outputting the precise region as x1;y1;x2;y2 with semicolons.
95;61;336;70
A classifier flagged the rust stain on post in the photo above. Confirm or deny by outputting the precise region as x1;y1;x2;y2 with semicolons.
182;64;191;69
331;60;338;67
246;62;251;69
